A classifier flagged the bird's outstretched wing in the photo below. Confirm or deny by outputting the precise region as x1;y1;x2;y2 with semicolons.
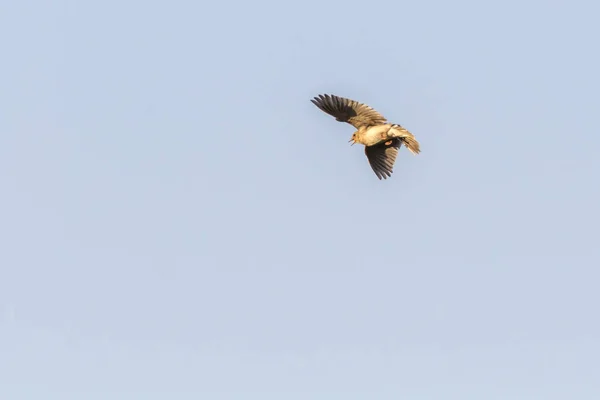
311;94;388;129
364;139;401;180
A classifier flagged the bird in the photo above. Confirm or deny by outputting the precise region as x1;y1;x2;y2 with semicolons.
311;94;420;180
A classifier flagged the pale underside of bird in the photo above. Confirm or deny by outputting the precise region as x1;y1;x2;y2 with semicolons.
311;94;420;180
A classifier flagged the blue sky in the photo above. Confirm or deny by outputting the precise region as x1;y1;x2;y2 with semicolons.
1;0;599;398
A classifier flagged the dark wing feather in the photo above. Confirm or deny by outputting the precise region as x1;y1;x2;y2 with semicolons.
364;139;401;180
311;94;387;129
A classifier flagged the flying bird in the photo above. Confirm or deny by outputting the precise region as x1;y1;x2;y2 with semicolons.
311;94;420;180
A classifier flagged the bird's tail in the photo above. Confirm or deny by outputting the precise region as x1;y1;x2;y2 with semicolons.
390;125;420;155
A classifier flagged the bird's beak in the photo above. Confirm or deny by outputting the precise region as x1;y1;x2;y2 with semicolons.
348;138;355;146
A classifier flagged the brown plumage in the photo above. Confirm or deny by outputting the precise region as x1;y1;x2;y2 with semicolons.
311;94;420;180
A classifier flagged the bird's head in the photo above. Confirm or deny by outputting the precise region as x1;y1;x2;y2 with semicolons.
349;133;356;146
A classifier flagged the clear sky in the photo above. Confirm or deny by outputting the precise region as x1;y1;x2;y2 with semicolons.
1;0;599;398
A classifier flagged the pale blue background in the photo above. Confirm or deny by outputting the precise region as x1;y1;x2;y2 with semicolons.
1;0;599;399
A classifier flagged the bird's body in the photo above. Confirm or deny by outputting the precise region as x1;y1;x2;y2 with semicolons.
311;94;420;180
353;123;417;148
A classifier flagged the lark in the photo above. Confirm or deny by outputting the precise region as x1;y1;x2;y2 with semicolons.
311;94;420;180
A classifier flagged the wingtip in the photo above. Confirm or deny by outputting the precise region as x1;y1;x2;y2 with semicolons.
312;93;335;102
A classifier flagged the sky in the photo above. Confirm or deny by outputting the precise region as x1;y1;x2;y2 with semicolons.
1;0;600;398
